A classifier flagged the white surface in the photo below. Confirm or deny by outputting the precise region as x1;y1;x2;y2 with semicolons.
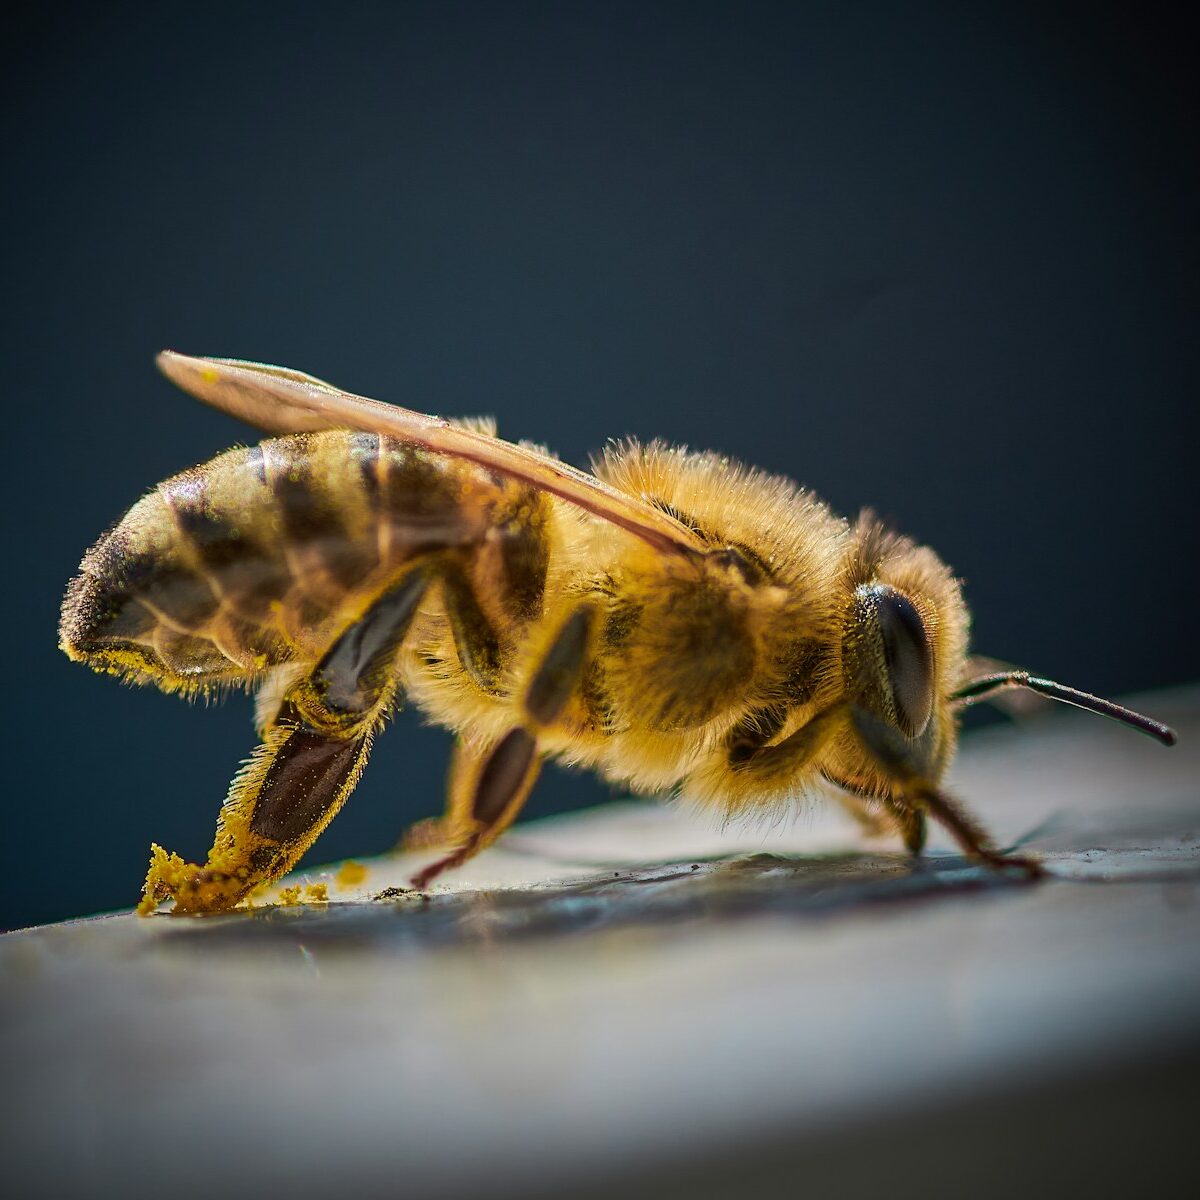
2;688;1197;1199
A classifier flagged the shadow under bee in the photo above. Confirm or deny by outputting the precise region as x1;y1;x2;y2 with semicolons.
144;850;1046;958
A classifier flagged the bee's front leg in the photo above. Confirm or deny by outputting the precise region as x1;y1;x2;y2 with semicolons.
831;791;926;849
140;569;431;915
724;700;850;784
847;707;1043;877
883;798;927;855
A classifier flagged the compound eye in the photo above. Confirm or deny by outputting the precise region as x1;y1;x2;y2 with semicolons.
873;586;934;738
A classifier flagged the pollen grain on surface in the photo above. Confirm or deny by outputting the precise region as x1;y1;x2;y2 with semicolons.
335;860;369;889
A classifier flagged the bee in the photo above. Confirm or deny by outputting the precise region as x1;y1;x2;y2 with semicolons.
60;352;1176;914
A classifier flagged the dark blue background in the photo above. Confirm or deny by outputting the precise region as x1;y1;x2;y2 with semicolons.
2;2;1194;929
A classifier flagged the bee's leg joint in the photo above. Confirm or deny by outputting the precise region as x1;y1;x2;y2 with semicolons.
410;602;598;889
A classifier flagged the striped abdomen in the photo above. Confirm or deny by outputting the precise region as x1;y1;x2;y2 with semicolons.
60;430;545;689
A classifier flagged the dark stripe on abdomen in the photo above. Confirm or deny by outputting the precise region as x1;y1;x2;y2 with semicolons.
347;431;382;508
267;436;377;590
377;438;474;556
159;455;291;623
98;533;219;633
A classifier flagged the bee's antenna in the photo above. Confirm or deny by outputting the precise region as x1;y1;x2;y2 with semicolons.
951;671;1177;746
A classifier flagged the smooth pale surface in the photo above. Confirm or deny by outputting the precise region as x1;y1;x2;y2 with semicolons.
3;688;1198;1199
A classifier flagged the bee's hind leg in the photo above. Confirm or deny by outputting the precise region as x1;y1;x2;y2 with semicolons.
410;603;598;890
140;716;379;916
140;569;431;915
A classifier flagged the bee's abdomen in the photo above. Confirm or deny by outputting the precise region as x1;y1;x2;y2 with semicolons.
60;431;488;688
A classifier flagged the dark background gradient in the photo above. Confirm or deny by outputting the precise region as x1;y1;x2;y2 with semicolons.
2;2;1194;929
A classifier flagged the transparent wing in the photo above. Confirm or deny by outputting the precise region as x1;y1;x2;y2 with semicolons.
157;351;703;557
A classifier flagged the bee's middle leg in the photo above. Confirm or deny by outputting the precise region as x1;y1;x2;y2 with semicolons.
140;569;432;915
409;603;598;889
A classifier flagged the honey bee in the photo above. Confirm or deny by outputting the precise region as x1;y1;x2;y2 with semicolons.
60;352;1177;915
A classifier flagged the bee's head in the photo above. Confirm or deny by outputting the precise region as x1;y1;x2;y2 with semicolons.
845;583;934;734
837;515;968;786
837;515;1175;797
